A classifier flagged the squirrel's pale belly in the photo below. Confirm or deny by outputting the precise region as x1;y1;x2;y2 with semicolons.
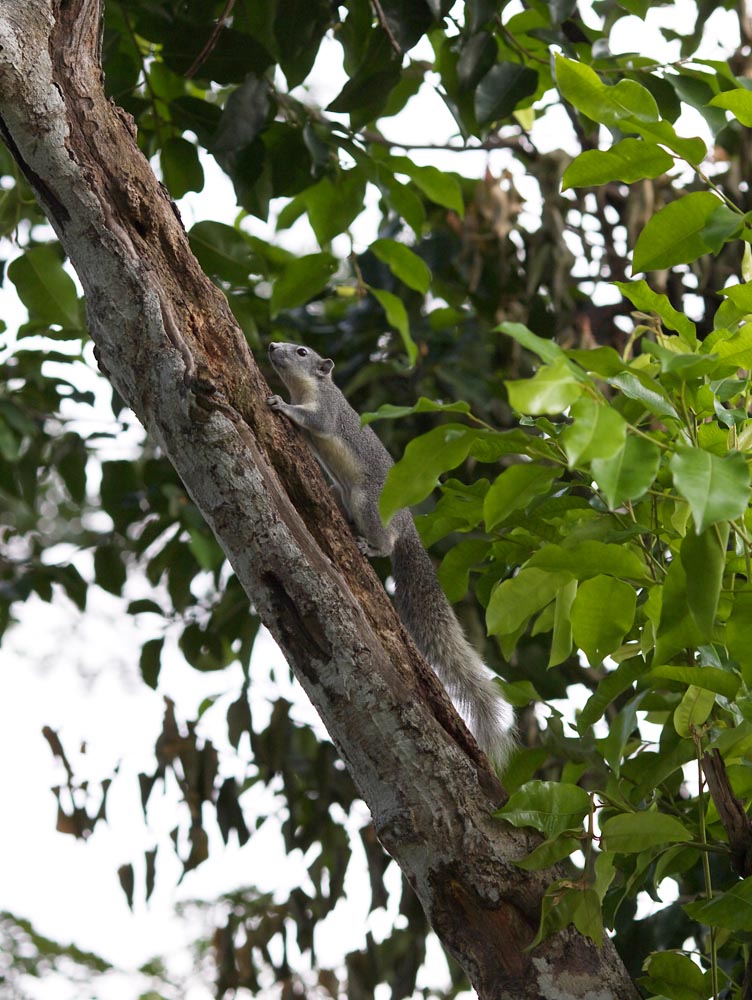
308;431;367;494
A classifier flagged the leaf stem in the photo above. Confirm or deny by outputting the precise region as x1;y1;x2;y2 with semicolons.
695;737;719;1000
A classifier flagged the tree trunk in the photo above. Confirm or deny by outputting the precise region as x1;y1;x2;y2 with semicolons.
0;2;639;996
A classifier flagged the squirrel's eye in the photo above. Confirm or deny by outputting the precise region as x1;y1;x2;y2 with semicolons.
296;347;308;356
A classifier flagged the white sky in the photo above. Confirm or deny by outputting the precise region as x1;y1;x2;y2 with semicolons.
0;2;741;997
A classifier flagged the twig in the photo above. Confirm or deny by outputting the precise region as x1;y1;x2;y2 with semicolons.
372;0;402;57
185;0;237;79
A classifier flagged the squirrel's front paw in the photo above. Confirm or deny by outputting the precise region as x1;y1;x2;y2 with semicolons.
267;394;284;410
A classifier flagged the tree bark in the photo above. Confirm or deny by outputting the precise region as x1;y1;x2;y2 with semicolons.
0;2;640;996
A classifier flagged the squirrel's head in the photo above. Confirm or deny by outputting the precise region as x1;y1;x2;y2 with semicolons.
268;342;334;394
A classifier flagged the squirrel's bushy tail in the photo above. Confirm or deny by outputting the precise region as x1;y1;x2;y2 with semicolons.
390;523;515;768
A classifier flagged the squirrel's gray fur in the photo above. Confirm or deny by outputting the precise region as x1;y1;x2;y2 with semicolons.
267;341;515;767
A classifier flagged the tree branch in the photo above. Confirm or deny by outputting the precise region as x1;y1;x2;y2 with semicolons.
702;748;752;878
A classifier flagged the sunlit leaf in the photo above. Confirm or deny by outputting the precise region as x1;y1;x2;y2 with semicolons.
669;447;750;532
571;575;636;665
370;238;431;293
495;780;591;838
601;812;691;853
505;357;583;414
562;139;673;190
633;192;724;273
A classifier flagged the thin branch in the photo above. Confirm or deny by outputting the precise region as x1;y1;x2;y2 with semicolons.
359;128;534;154
701;748;752;878
185;0;236;79
372;0;402;57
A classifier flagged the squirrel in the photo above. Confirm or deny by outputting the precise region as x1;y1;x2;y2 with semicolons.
267;341;515;767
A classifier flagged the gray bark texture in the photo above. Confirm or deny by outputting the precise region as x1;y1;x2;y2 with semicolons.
0;2;640;997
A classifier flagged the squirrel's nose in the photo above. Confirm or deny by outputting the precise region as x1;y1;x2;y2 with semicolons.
268;342;278;353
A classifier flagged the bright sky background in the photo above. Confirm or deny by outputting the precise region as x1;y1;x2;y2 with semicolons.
0;2;741;997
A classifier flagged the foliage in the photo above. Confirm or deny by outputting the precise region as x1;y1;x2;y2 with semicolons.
3;0;752;996
0;911;114;1000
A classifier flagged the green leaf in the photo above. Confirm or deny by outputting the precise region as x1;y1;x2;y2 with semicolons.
140;637;164;690
379;171;426;234
597;690;646;773
55;433;87;503
579;657;650;731
505;357;583;414
615;278;697;346
702;202;745;252
709;88;752;126
703;322;752;370
525;541;649;582
418;478;489;545
487;568;572;642
674;684;715;737
622;117;707;164
188;221;258;284
680;522;729;637
648;665;740;700
361;397;471;425
566;345;626;377
273;0;332;88
438;539;490;603
326;29;401;126
632;192;725;273
640;951;710;1000
388;155;464;213
457;31;496;91
643;340;720;380
187;528;225;572
495;780;591;838
497;321;565;364
368;287;417;364
303;170;368;244
555;54;659;125
715;282;752;328
495;678;541;709
562;139;674;190
684;877;752;930
94;545;127;597
8;245;80;329
727;588;752;684
380;424;475;523
654;557;703;665
571;575;636;665
160;137;204;199
669;447;750;533
608;371;680;421
270;252;337;316
127;599;165;616
370;238;431;293
601;812;692;853
212;74;269;153
53;564;88;611
474;62;538;125
483;464;558;530
514;835;581;871
171;96;223;145
560;396;627;467
549;578;577;668
530;882;601;950
591;434;662;509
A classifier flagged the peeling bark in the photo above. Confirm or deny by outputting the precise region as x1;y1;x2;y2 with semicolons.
702;749;752;877
0;2;641;996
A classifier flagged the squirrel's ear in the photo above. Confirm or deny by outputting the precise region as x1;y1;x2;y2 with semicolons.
318;358;335;377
